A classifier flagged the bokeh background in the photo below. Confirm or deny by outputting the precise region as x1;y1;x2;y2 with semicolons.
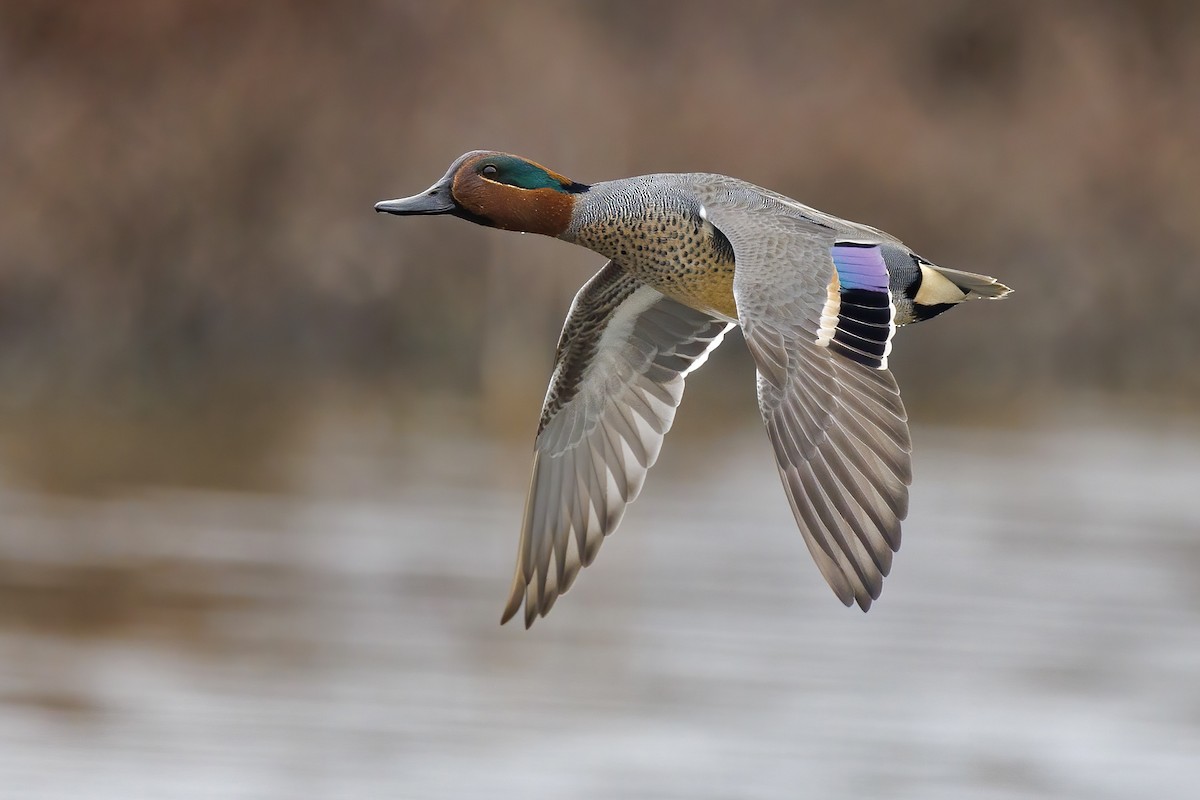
1;1;1198;798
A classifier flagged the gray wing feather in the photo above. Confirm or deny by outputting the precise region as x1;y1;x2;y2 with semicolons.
503;262;732;627
698;181;913;610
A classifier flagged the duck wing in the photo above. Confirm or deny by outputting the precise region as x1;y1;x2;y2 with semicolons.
699;183;912;610
503;261;733;627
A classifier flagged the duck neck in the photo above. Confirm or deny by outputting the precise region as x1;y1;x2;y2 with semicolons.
559;178;662;255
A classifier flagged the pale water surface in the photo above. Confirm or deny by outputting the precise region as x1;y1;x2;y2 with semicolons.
0;417;1198;799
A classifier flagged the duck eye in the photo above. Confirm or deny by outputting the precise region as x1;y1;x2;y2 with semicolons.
481;164;499;178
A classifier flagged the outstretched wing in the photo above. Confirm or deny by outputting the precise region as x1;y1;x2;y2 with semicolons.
699;183;912;610
503;262;733;627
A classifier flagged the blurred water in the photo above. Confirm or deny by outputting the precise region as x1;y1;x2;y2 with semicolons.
0;416;1198;799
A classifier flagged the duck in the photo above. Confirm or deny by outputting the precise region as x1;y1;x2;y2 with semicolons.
376;151;1011;628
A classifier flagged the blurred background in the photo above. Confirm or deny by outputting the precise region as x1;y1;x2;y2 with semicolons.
1;1;1198;797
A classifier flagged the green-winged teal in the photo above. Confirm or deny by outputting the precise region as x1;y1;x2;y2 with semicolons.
376;151;1011;628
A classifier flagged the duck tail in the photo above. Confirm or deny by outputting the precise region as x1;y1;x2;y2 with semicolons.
893;256;1012;324
928;264;1012;301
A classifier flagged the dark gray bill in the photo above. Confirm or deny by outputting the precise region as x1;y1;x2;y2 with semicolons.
374;183;455;215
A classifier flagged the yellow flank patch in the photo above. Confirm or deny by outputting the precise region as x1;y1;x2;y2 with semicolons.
679;270;738;320
914;264;966;306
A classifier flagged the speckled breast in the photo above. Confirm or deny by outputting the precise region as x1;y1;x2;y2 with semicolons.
572;193;739;321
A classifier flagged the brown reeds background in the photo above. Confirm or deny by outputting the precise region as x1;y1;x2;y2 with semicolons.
2;8;1199;795
2;0;1198;488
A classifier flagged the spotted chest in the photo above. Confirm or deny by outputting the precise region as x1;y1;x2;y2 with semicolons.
571;201;738;321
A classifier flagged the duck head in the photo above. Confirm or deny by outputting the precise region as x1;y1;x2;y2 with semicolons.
375;151;589;237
